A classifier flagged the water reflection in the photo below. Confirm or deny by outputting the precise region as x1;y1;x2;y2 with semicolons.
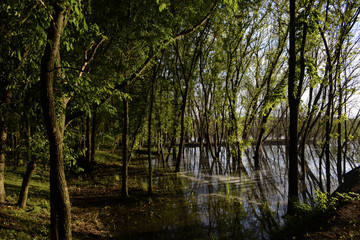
106;144;359;239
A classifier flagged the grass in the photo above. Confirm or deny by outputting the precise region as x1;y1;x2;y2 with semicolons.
0;169;50;240
94;150;122;164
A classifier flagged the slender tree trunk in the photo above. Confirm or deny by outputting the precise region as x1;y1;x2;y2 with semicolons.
40;1;72;239
325;83;333;194
156;91;166;167
165;133;176;163
90;108;97;166
228;108;240;163
299;81;324;181
343;101;348;174
254;128;265;170
17;160;36;208
148;80;154;195
287;0;299;215
17;115;34;208
85;116;91;171
175;82;190;173
199;134;204;155
173;30;204;172
319;147;323;191
297;19;308;184
15;120;20;165
337;88;342;184
121;98;130;199
0;87;11;203
0;149;6;203
335;36;345;185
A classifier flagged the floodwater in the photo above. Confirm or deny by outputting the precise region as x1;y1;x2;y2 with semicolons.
105;144;359;239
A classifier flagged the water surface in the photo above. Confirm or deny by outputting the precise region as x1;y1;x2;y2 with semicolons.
105;144;359;239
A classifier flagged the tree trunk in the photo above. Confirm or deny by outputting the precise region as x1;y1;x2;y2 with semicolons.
90;108;97;166
173;31;204;172
325;84;333;194
175;82;190;173
147;80;154;195
121;98;130;199
17;160;36;208
40;1;72;239
253;107;273;170
287;0;299;215
337;88;342;185
0;150;6;203
297;19;308;183
204;111;218;162
343;99;348;175
85;116;91;171
49;136;72;240
0;84;12;203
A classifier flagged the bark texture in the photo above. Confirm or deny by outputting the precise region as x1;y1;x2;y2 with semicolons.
40;1;72;239
287;0;299;215
17;160;36;208
121;98;130;199
0;83;12;203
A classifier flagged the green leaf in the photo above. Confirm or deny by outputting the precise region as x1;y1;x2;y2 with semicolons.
159;3;166;12
17;50;22;61
74;4;80;15
83;19;88;31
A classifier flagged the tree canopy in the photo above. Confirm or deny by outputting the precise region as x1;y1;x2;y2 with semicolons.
1;0;360;239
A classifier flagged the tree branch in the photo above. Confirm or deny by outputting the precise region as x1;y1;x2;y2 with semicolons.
114;1;218;91
65;1;218;126
39;0;54;23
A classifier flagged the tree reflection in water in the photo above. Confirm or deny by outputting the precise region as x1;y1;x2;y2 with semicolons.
106;144;359;239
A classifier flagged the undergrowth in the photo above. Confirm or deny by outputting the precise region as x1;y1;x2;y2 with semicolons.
271;190;360;239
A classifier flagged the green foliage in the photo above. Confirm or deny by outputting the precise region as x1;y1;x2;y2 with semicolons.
1;0;360;237
158;2;167;12
296;190;360;216
274;190;360;239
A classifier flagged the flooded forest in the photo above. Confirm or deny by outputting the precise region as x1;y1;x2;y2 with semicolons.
1;0;360;239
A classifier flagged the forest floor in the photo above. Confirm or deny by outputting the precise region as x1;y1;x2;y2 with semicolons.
0;150;360;239
0;150;180;240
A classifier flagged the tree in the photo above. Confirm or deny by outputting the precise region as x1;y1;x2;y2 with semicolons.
0;0;48;203
0;80;11;203
40;0;103;238
287;0;299;215
173;32;205;172
40;1;72;238
317;0;360;192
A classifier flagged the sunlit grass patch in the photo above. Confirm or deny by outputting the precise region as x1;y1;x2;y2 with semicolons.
0;169;50;240
95;150;122;164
